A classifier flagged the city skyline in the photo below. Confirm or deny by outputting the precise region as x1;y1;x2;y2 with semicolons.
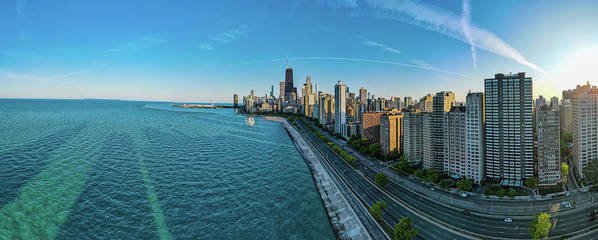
2;0;598;102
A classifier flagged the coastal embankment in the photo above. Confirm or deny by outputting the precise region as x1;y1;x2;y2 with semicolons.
264;116;373;240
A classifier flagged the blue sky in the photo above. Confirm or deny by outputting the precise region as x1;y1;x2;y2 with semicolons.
1;0;598;102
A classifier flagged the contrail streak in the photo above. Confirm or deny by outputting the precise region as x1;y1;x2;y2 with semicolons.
231;57;477;79
460;0;476;70
333;0;546;74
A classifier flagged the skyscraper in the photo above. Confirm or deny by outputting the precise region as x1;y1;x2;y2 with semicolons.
571;82;598;178
279;81;285;100
319;94;335;126
284;67;294;100
303;76;314;117
465;92;485;184
233;94;238;108
438;92;485;183
360;87;367;105
418;94;434;112
404;97;414;108
560;99;572;133
485;73;534;184
550;96;559;109
443;106;467;178
362;112;383;144
536;103;561;184
335;81;347;135
431;91;455;171
404;111;423;163
380;111;404;155
422;112;433;169
270;85;274;98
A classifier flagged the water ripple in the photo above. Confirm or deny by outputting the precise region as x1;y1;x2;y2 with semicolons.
0;100;335;240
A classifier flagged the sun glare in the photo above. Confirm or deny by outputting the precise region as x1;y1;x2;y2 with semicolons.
536;46;598;98
556;46;598;88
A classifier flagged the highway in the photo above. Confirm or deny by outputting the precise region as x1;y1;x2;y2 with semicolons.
291;120;391;240
295;121;468;239
295;119;598;239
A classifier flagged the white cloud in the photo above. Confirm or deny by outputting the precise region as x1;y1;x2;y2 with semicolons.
200;44;215;51
212;25;247;43
364;40;401;54
328;0;545;73
106;35;168;57
200;25;248;50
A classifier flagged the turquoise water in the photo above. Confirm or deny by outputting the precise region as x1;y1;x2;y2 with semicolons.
0;99;334;239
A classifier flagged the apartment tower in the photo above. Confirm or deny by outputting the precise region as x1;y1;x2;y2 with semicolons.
571;82;598;178
334;81;347;135
485;72;534;184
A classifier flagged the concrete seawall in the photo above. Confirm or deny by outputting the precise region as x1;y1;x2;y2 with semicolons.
265;116;372;240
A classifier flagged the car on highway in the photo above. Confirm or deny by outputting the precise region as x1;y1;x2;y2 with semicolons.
504;217;513;223
462;210;470;216
459;192;468;198
430;187;435;191
561;201;572;208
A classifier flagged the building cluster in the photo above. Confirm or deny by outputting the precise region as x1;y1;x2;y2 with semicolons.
239;68;598;187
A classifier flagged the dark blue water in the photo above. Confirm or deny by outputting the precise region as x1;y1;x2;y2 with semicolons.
0;99;334;239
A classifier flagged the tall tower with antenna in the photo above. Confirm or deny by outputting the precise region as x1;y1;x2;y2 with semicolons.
284;58;294;101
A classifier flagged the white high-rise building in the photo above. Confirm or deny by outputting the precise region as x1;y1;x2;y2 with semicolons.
465;92;485;184
432;92;455;171
536;103;561;184
571;82;598;178
485;73;534;184
440;95;481;181
443;106;467;178
560;99;572;133
335;81;347;135
359;87;367;105
404;112;423;163
422;112;433;169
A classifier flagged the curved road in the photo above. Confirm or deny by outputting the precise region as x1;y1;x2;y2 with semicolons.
296;119;598;239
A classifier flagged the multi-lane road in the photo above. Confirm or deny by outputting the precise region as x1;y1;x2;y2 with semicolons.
294;119;598;239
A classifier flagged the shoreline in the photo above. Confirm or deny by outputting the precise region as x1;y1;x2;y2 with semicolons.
264;116;372;240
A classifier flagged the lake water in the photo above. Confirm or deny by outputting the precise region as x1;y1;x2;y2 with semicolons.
0;99;334;239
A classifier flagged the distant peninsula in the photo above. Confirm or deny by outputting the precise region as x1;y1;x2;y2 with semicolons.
173;104;235;109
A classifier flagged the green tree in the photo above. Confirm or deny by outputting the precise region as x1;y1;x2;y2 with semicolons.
394;217;418;240
349;134;359;143
390;148;400;160
562;162;569;176
368;143;381;158
508;188;518;199
375;173;388;187
440;179;452;189
359;145;368;153
457;178;473;192
395;159;414;174
414;169;424;179
525;177;539;190
422;168;441;183
530;213;552;239
497;188;507;197
483;188;491;197
369;201;387;222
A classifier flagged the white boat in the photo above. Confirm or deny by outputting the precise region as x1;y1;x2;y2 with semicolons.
245;117;255;126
